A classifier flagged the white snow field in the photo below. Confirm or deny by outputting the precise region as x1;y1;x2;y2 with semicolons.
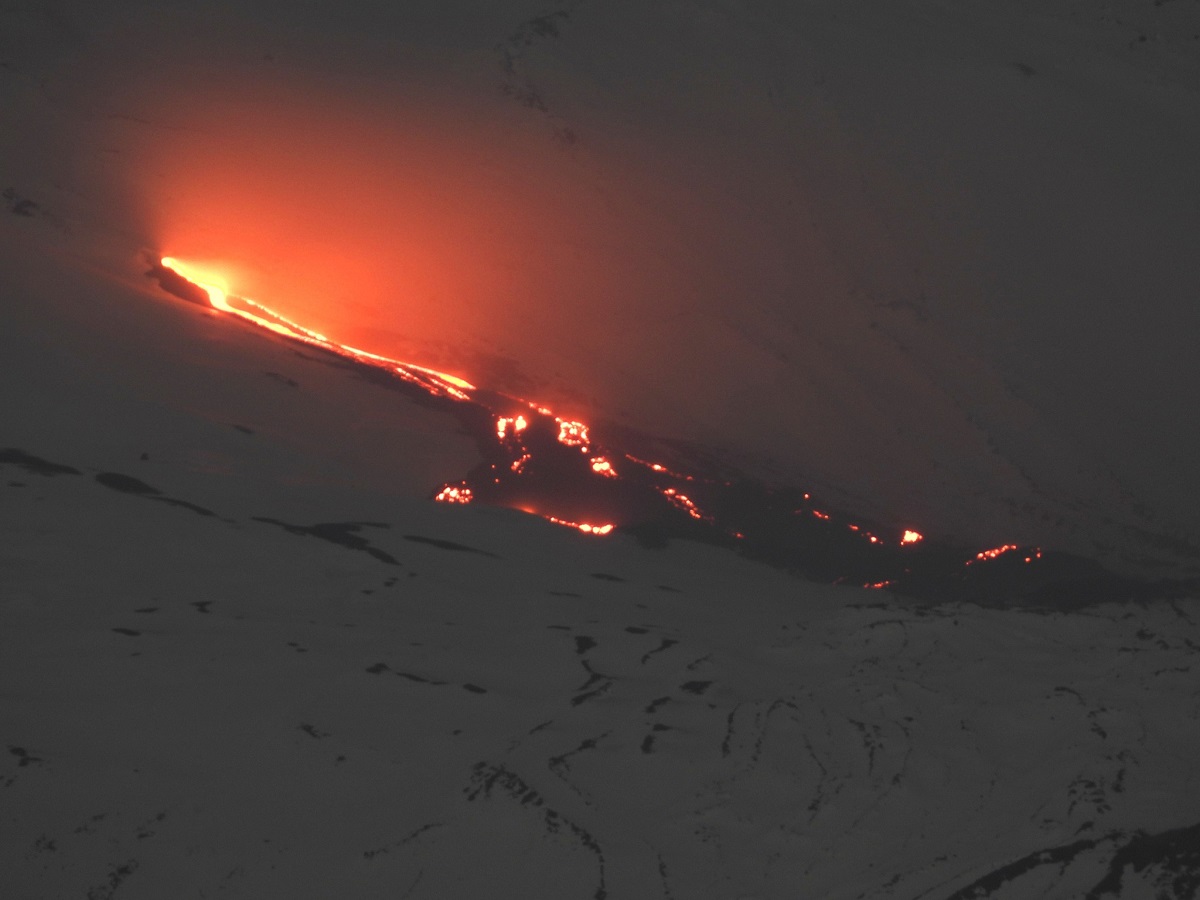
3;1;1200;898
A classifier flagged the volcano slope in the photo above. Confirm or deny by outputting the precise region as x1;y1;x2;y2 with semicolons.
2;229;1199;900
4;0;1200;896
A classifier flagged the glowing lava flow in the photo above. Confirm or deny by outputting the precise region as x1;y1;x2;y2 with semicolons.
497;416;528;440
159;257;476;401
556;419;590;449
151;255;1130;604
590;457;618;478
546;517;616;536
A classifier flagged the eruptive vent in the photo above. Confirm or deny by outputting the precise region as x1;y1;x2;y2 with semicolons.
151;256;1184;605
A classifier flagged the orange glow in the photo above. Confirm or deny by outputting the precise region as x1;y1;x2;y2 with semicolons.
590;457;618;478
510;452;532;473
160;257;476;401
435;484;474;504
497;415;529;441
967;543;1020;565
545;516;615;536
160;257;229;307
865;580;893;590
901;530;924;545
812;510;831;521
624;454;695;481
661;487;707;521
556;419;590;450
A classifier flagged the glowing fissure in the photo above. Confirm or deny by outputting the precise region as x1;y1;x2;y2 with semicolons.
152;256;1087;603
624;454;695;481
964;544;1045;566
660;487;709;522
546;516;616;536
160;257;477;402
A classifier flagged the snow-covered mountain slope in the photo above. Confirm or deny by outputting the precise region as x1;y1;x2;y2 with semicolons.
3;219;1200;898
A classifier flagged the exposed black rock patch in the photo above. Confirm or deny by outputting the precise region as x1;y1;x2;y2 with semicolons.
112;628;140;637
680;680;712;695
4;187;37;216
571;680;613;707
86;858;138;900
403;534;498;558
254;518;399;564
94;472;215;516
190;601;211;614
8;746;43;767
641;638;679;665
298;723;329;739
462;683;488;694
574;635;597;654
590;573;624;582
362;823;443;861
232;424;254;435
365;663;390;674
1086;821;1200;900
263;371;299;388
394;671;447;686
0;448;79;477
938;837;1104;899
